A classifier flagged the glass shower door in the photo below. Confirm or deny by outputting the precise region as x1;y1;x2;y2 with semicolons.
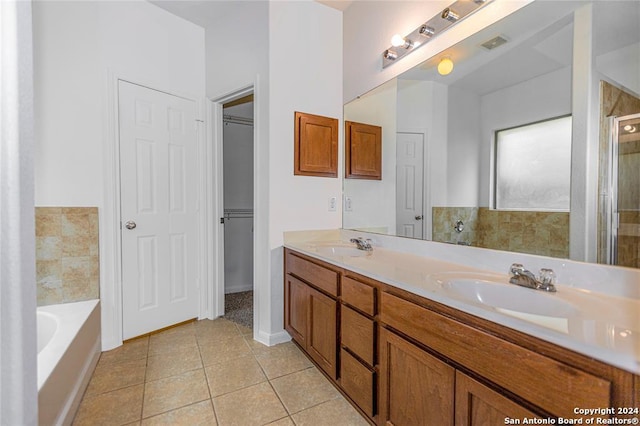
610;113;640;268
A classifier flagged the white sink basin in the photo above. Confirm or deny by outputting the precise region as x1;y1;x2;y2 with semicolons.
431;272;577;317
316;245;370;257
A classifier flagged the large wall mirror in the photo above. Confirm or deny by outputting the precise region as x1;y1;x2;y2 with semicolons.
343;1;640;268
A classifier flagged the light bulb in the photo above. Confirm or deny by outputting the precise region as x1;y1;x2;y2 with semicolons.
437;57;454;75
391;34;412;49
391;34;405;47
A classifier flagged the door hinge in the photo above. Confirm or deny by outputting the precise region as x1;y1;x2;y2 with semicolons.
220;217;225;224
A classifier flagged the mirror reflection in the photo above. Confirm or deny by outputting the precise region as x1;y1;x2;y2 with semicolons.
343;1;640;267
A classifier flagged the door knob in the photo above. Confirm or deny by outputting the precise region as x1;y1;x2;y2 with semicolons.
125;221;137;230
415;215;423;220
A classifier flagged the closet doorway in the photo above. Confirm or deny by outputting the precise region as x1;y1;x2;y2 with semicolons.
221;94;254;330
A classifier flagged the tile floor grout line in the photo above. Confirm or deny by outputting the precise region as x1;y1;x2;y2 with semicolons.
138;336;150;423
195;322;221;425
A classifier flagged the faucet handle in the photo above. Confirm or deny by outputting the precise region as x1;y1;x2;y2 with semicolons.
509;263;525;276
538;268;556;285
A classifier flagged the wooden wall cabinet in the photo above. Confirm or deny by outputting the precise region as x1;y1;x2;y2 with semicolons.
294;111;338;178
345;121;382;180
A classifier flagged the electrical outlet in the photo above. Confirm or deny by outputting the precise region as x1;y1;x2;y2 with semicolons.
344;196;353;212
328;196;337;211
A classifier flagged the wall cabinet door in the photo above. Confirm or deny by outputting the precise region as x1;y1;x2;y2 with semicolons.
284;275;308;346
345;121;382;180
379;327;455;426
455;371;542;426
307;286;337;379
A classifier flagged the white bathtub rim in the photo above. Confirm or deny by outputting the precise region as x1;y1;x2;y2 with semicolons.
37;310;59;354
37;299;100;391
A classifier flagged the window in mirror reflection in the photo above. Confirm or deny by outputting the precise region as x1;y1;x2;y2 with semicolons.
494;115;572;211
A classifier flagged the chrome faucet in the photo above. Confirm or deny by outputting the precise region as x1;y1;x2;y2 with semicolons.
508;263;557;292
350;237;373;251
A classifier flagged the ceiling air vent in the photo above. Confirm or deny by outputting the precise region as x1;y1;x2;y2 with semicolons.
481;35;509;50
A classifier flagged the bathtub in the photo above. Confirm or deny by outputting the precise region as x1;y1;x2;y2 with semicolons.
38;300;101;426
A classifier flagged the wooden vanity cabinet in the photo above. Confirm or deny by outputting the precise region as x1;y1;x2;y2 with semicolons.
379;290;636;423
284;250;338;378
455;371;541;426
379;327;455;426
339;275;378;419
284;249;638;425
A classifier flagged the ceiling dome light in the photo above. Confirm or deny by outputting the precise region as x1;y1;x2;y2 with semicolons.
437;57;454;75
623;124;637;133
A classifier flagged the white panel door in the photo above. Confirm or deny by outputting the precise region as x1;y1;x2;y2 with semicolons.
396;133;424;239
119;81;198;339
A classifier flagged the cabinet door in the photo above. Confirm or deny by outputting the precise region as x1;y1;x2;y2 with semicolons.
345;121;382;180
284;275;308;346
455;371;542;426
307;286;337;379
294;111;338;177
379;328;455;426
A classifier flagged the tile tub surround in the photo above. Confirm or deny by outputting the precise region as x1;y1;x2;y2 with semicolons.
432;206;570;258
284;229;640;374
73;318;367;425
36;207;100;306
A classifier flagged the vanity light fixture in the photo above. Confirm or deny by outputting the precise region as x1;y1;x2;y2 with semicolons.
391;34;413;49
419;25;435;38
437;57;454;75
383;49;398;61
382;0;494;68
441;8;460;22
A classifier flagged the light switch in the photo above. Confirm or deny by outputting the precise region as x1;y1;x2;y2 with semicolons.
328;196;337;211
344;196;353;212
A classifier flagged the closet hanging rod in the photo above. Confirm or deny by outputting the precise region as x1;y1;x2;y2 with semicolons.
223;208;254;219
223;114;253;126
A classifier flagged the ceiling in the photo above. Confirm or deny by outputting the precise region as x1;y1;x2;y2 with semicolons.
399;1;640;96
149;0;351;28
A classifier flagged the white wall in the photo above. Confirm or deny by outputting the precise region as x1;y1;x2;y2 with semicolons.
397;79;448;208
343;79;397;232
205;0;342;342
596;42;640;96
343;0;533;103
268;0;343;335
34;0;205;206
479;66;572;207
0;1;37;422
447;86;481;207
33;0;206;349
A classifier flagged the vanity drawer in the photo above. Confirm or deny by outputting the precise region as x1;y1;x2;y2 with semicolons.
340;348;375;418
379;292;612;418
286;251;338;297
341;305;374;366
341;276;375;316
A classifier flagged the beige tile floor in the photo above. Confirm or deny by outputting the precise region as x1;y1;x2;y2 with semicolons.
73;318;369;426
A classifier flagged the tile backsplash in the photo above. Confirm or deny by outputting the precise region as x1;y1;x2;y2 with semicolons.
36;207;100;306
432;206;569;258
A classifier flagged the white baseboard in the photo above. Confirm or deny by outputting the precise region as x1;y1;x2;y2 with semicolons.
255;329;291;347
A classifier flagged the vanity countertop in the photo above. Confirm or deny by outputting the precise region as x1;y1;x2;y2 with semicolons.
284;232;640;375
